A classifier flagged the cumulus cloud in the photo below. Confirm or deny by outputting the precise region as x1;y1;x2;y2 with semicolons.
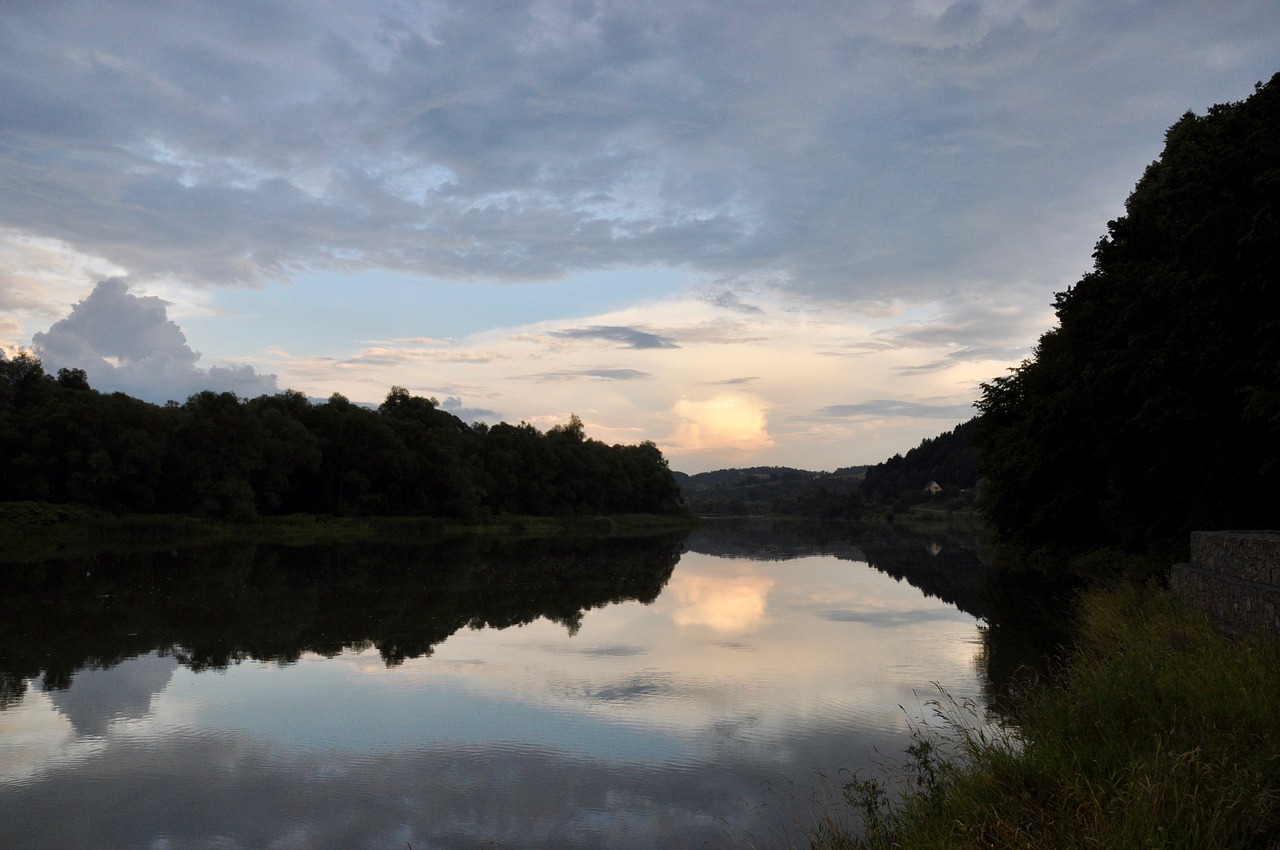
0;317;23;357
670;394;774;456
33;279;278;403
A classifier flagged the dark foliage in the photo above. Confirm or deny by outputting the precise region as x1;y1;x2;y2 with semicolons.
779;420;978;520
0;356;685;519
859;419;980;508
0;533;685;702
677;465;866;517
976;74;1280;564
675;420;978;521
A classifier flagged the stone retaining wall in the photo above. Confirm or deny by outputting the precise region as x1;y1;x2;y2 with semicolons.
1170;531;1280;637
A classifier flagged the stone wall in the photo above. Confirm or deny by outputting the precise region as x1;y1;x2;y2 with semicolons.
1170;531;1280;637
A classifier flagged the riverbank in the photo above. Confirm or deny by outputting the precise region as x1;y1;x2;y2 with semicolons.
0;500;699;562
814;581;1280;850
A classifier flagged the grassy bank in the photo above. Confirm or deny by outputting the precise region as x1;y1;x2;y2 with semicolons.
0;500;698;562
815;582;1280;850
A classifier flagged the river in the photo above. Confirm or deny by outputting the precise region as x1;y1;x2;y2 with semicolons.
0;519;1000;849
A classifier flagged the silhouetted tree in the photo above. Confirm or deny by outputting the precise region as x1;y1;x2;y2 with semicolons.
0;360;685;520
976;74;1280;566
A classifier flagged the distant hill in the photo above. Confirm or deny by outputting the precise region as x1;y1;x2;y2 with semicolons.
673;465;867;516
860;418;980;506
675;418;979;519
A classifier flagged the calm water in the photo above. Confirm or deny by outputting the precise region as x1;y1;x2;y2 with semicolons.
0;522;995;849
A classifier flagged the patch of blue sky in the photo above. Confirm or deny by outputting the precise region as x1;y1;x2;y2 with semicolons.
185;266;691;359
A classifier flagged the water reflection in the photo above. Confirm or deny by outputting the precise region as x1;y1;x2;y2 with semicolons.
668;570;774;632
46;652;178;737
0;525;1000;849
0;534;684;701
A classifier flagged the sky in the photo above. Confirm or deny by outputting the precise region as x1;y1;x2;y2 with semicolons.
2;1;1277;473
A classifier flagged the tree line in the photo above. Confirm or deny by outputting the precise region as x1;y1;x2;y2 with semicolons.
0;355;685;520
785;420;979;520
756;73;1278;565
976;73;1280;568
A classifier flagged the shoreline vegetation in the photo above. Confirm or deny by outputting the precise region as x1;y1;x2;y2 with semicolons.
0;361;688;523
0;500;698;563
811;584;1280;850
807;74;1280;850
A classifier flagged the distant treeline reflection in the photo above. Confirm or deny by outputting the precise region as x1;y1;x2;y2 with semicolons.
2;523;1061;716
688;518;993;619
688;518;1071;707
0;533;685;709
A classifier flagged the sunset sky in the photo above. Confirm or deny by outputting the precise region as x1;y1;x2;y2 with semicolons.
3;0;1277;472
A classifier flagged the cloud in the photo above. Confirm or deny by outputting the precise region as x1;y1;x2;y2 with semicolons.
669;394;774;457
815;295;1055;372
4;1;1278;472
0;317;22;357
815;400;978;420
700;289;763;314
528;368;653;382
439;395;499;423
550;325;680;349
32;279;278;403
3;0;1273;307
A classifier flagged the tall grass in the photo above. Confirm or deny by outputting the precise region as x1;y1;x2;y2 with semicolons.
817;582;1280;850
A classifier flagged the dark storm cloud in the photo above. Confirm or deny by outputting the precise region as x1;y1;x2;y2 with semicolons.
32;279;278;402
1;0;1276;313
550;326;679;349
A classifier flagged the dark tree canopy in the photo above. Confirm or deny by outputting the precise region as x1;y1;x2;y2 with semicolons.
859;419;979;506
0;354;685;520
976;74;1280;563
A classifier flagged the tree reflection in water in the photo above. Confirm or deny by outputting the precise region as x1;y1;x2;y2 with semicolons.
0;532;685;706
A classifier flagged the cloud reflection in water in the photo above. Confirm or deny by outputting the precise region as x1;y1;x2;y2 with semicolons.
0;545;984;849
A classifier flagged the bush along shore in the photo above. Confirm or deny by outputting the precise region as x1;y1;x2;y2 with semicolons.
812;582;1280;850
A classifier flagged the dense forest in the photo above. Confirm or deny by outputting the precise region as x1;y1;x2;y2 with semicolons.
976;74;1280;566
0;354;685;520
674;421;978;520
787;420;979;520
857;419;980;507
674;465;865;516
